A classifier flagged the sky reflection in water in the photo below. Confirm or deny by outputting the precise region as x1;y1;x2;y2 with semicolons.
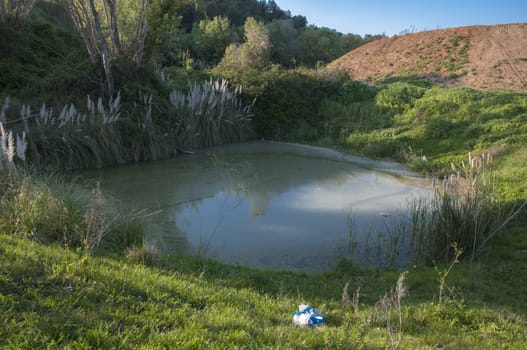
85;143;430;272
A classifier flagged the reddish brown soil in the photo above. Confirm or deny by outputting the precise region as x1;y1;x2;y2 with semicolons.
330;23;527;91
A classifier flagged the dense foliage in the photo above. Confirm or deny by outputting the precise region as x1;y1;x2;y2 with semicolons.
0;5;92;102
145;0;379;69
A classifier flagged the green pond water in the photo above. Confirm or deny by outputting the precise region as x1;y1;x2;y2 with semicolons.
82;142;431;272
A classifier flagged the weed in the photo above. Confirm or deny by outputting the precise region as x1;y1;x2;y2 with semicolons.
435;243;463;305
342;280;361;315
0;174;144;255
125;241;161;266
82;182;108;256
376;272;408;349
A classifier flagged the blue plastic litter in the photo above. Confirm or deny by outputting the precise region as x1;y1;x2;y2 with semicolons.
292;304;325;327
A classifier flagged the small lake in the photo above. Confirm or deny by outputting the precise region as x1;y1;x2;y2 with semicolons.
82;142;431;272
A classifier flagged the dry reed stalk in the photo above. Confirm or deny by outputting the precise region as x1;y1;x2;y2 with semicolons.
0;121;26;175
82;182;108;256
376;272;408;350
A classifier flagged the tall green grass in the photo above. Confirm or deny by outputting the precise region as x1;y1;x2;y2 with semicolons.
0;175;144;254
409;152;526;262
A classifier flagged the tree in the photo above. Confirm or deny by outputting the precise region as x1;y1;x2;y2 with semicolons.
266;19;299;67
64;0;152;94
262;0;288;22
297;26;350;66
215;17;270;76
0;0;36;22
241;17;270;70
144;0;188;67
191;16;237;66
291;15;306;29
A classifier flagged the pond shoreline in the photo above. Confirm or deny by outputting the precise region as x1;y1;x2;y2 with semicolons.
195;140;428;185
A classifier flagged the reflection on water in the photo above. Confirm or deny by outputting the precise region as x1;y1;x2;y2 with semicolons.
82;142;430;272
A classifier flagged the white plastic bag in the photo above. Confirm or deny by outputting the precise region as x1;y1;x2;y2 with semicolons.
292;304;325;327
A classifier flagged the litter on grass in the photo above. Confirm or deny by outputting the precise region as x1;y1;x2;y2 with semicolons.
292;304;325;327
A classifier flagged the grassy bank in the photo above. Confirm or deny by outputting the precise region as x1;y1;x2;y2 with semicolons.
1;230;527;349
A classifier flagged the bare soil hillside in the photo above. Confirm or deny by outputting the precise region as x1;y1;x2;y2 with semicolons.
330;23;527;91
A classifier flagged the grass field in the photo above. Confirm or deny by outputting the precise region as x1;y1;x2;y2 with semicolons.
1;214;526;349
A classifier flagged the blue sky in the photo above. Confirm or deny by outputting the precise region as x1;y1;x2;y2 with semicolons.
275;0;527;36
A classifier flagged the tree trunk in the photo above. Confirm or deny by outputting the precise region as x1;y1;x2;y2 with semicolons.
106;0;121;55
0;1;6;22
66;1;99;61
88;0;113;95
0;0;36;21
64;0;152;93
134;0;149;66
6;0;13;15
22;0;36;17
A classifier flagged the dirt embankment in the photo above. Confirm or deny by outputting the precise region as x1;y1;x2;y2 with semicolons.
330;23;527;91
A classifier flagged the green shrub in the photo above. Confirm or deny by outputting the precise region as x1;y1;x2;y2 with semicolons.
376;83;426;113
0;19;95;103
336;80;378;104
251;68;339;140
424;118;456;139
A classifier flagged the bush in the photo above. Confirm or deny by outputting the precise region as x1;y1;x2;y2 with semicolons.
336;80;378;104
376;83;426;113
424;118;456;139
251;68;340;140
0;19;95;103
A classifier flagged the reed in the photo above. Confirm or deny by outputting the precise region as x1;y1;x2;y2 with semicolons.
1;93;124;170
130;93;173;162
31;93;123;169
409;152;522;262
169;79;254;149
0;122;26;177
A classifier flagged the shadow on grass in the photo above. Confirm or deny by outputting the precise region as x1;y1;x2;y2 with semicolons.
144;205;527;319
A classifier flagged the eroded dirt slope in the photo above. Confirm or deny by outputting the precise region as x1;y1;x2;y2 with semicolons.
330;23;527;91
